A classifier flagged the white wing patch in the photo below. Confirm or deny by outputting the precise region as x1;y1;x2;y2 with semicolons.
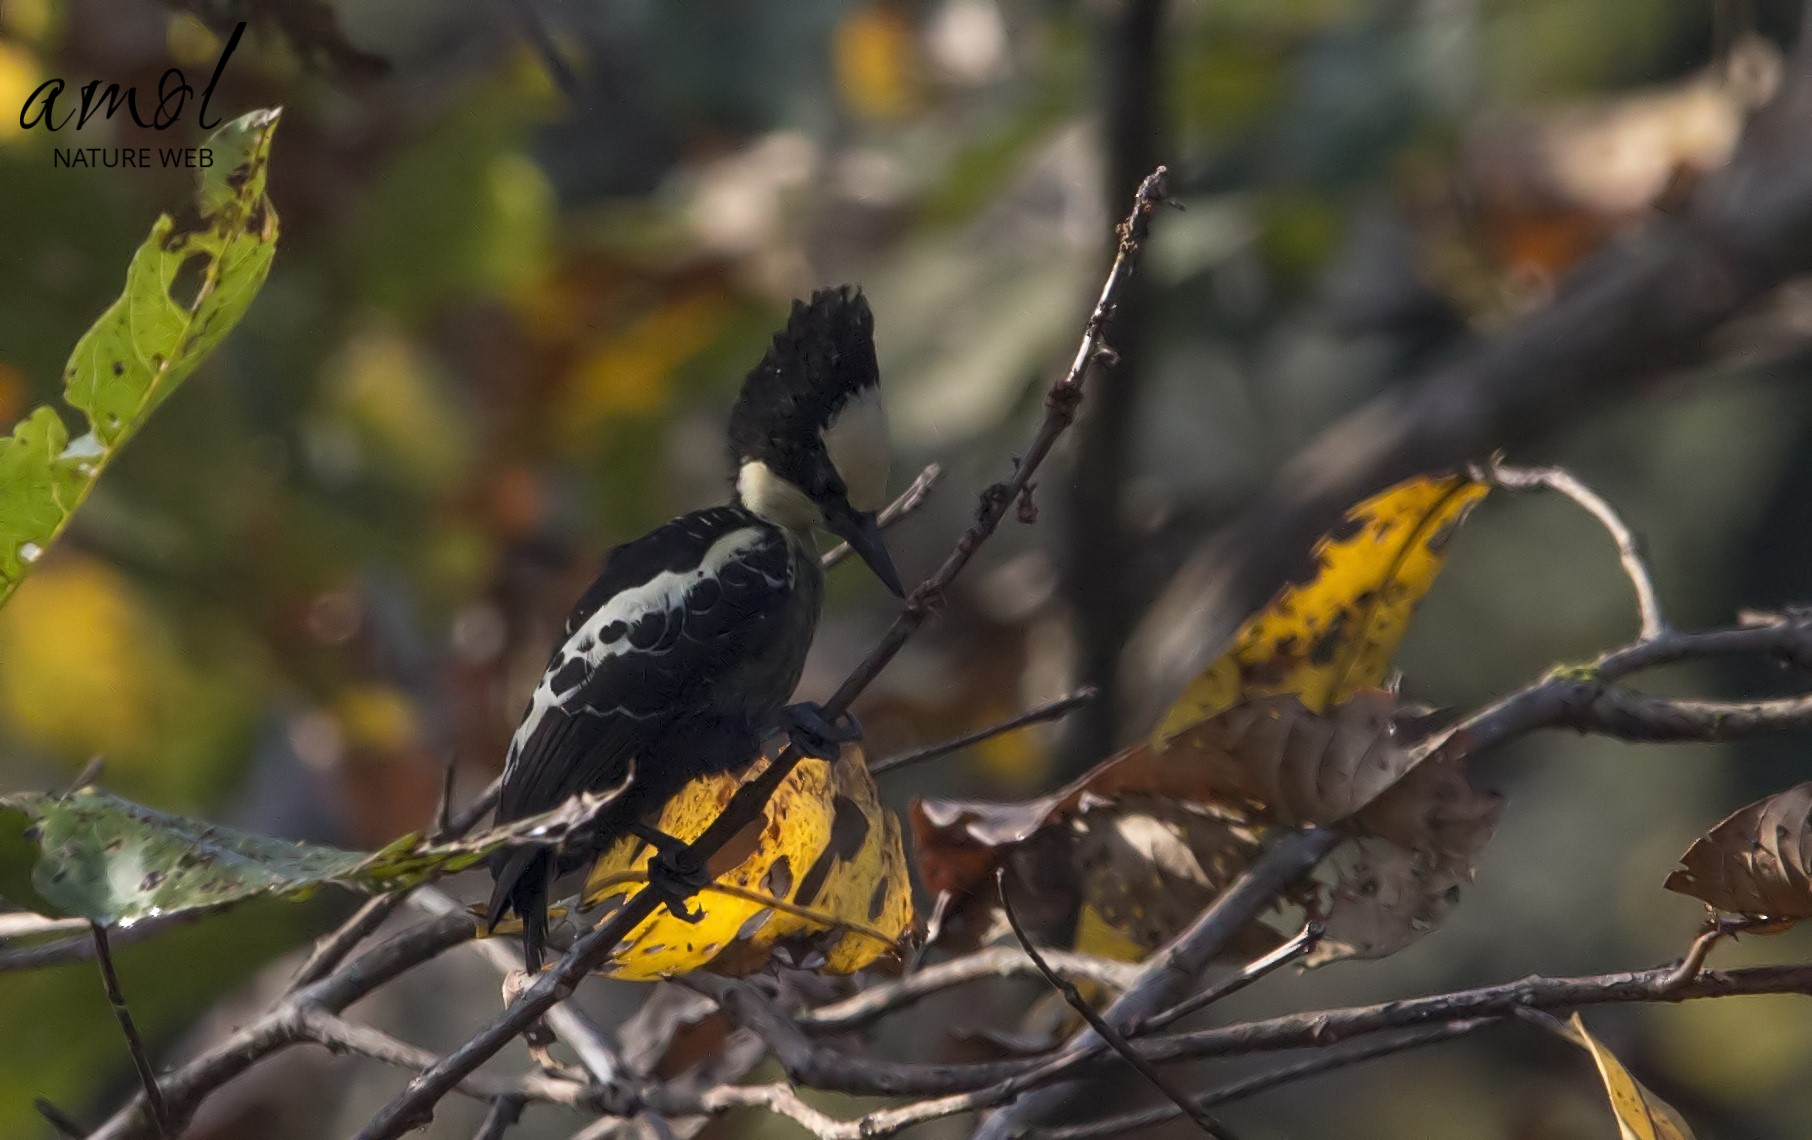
504;526;778;772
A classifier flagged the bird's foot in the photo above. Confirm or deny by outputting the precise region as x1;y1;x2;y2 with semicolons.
778;701;863;761
632;826;711;923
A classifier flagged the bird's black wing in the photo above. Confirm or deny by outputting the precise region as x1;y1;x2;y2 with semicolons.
494;505;794;825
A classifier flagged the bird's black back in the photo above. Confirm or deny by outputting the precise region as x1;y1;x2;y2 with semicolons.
487;503;823;968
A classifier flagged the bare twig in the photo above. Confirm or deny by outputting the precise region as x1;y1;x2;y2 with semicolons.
290;774;503;991
89;911;478;1139
0;912;192;974
870;687;1097;777
475;1094;526;1139
505;0;583;104
998;870;1233;1139
797;944;1142;1034
291;894;412;991
1661;913;1767;992
349;167;1174;1140
1133;920;1323;1035
1485;462;1669;640
91;922;170;1139
821;463;942;569
0;912;86;939
423;888;625;1084
976;826;1338;1138
1034;1019;1499;1139
437;751;461;838
35;1097;85;1138
1424;612;1812;763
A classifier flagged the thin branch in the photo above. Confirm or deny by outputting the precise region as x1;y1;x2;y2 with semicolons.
89;911;478;1139
291;894;411;991
291;775;504;992
871;687;1097;777
0;913;192;974
1425;612;1812;763
91;922;170;1139
977;826;1339;1138
1133;920;1323;1035
474;1095;526;1139
350;166;1175;1140
821;463;943;569
797;945;1142;1034
1141;961;1812;1065
1034;1018;1499;1139
35;1097;85;1138
430;889;625;1084
0;912;86;939
505;0;583;104
447;775;505;838
997;870;1233;1139
1485;462;1669;640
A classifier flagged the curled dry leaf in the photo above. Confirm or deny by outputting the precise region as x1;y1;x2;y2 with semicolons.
915;691;1500;962
1155;473;1488;743
1313;744;1503;963
1664;781;1812;922
554;743;916;981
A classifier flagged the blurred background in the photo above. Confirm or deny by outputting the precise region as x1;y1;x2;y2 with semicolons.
3;0;1812;1136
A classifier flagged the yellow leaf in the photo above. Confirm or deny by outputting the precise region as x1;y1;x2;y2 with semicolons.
834;4;921;121
0;558;156;762
572;743;914;980
1071;903;1153;964
0;40;39;146
1156;472;1486;744
1551;1013;1696;1140
564;292;730;444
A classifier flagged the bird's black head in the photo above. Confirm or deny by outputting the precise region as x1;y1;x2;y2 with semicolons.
729;285;903;596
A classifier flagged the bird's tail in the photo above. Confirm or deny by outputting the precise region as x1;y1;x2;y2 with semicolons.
487;846;550;975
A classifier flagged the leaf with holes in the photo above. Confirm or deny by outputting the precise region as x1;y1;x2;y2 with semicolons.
1311;742;1503;963
0;108;280;609
1155;472;1487;744
1664;782;1812;922
546;743;914;980
913;691;1499;963
1538;1012;1696;1139
0;784;617;926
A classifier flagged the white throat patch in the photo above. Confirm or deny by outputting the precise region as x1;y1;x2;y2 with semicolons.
822;386;890;512
737;461;822;532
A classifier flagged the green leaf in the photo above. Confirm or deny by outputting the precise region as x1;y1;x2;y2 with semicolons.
0;108;281;610
0;785;614;926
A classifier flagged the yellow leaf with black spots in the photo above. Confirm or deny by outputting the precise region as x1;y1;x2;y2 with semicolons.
569;743;914;980
1156;472;1486;744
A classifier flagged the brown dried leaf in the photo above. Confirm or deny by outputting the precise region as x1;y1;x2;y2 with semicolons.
1159;690;1413;826
913;691;1490;961
1312;746;1503;963
1664;782;1812;921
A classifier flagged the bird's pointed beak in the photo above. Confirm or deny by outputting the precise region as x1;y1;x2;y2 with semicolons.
829;506;905;598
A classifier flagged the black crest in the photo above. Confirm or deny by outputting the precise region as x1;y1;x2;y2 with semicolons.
728;285;879;490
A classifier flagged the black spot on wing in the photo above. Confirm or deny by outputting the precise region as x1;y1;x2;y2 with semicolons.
687;577;722;612
548;657;588;694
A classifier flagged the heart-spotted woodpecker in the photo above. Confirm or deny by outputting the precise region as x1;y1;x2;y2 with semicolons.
487;286;904;972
